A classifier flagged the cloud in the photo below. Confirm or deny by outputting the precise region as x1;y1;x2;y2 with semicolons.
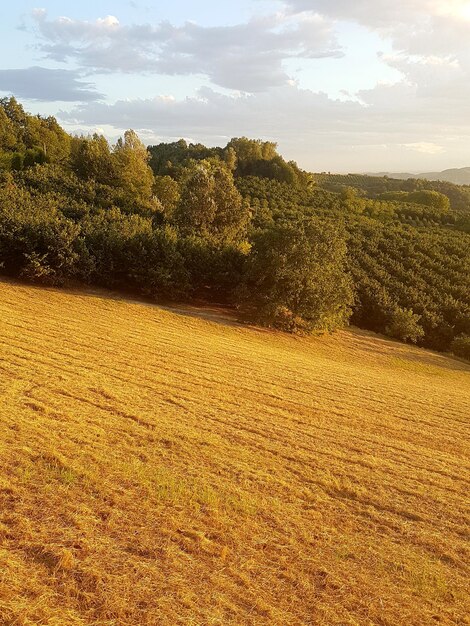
281;1;470;135
0;66;103;102
30;9;342;92
282;1;470;28
23;3;470;171
59;83;470;171
283;1;470;74
401;142;445;154
59;85;358;137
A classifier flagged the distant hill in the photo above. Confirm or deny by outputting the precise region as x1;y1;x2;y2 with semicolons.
369;167;470;186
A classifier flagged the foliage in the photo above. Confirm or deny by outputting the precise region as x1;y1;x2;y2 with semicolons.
239;218;353;333
0;182;80;285
0;97;71;165
0;98;468;350
174;162;249;243
113;130;157;212
347;219;470;351
70;134;116;184
385;307;425;343
450;334;470;360
340;187;366;214
315;172;470;215
153;175;180;219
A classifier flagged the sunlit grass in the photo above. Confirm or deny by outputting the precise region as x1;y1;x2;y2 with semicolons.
0;278;469;625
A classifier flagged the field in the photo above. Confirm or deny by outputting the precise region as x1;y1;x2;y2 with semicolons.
0;278;469;626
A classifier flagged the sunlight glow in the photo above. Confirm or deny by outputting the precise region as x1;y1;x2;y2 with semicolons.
438;0;470;20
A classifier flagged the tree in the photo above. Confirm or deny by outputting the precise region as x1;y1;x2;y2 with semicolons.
173;166;217;237
340;187;366;214
174;162;249;243
226;137;264;165
223;146;237;171
239;218;353;333
211;166;249;242
226;137;277;174
153;175;180;219
407;190;450;212
385;306;425;343
25;114;71;163
0;182;80;284
0;98;71;165
71;134;116;183
450;334;470;360
0;107;19;152
113;130;156;211
0;97;27;136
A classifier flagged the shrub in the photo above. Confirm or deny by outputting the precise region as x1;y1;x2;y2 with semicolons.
450;334;470;360
0;184;80;284
239;218;353;333
385;307;425;343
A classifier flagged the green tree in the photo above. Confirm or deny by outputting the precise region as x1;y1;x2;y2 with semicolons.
450;334;470;360
25;114;71;163
211;166;249;242
240;218;353;333
0;97;27;139
71;134;116;183
153;175;181;219
385;306;425;343
0;182;80;284
174;163;249;243
174;166;217;237
113;130;156;211
407;190;450;212
340;187;366;214
0;107;19;152
223;146;237;171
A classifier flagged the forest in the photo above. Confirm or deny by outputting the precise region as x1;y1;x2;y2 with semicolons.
0;97;469;358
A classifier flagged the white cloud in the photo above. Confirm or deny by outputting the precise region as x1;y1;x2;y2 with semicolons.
282;1;470;27
401;142;445;154
30;9;342;92
58;83;469;171
18;2;470;170
283;0;470;85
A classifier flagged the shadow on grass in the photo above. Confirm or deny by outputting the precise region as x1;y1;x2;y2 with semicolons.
1;275;468;373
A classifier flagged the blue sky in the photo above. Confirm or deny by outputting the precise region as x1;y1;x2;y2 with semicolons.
1;0;470;172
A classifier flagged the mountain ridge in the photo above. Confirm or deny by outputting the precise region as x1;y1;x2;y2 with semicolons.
367;166;470;185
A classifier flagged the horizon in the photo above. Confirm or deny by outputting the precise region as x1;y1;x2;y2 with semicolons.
1;1;470;173
5;94;470;177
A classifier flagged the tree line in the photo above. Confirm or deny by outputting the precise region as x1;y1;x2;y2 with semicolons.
0;97;469;359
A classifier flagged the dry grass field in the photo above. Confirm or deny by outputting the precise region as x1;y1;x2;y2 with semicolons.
0;277;469;626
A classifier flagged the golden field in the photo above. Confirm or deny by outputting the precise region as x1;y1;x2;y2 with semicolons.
0;278;469;626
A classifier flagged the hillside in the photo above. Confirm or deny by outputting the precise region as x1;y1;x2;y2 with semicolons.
370;167;470;186
1;278;469;626
1;99;469;357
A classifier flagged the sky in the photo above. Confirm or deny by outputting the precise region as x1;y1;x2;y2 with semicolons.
1;1;470;173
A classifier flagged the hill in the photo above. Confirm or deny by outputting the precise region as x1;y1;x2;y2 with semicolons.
1;278;469;626
370;167;470;186
314;171;470;215
1;97;469;355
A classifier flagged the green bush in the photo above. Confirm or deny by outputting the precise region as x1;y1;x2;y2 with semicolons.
450;334;470;360
239;218;353;334
385;307;425;344
0;184;80;284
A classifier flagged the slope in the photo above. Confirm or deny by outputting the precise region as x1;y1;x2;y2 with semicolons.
371;168;470;186
0;279;469;626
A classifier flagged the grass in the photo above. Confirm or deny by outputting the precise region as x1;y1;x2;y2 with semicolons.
0;277;469;626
